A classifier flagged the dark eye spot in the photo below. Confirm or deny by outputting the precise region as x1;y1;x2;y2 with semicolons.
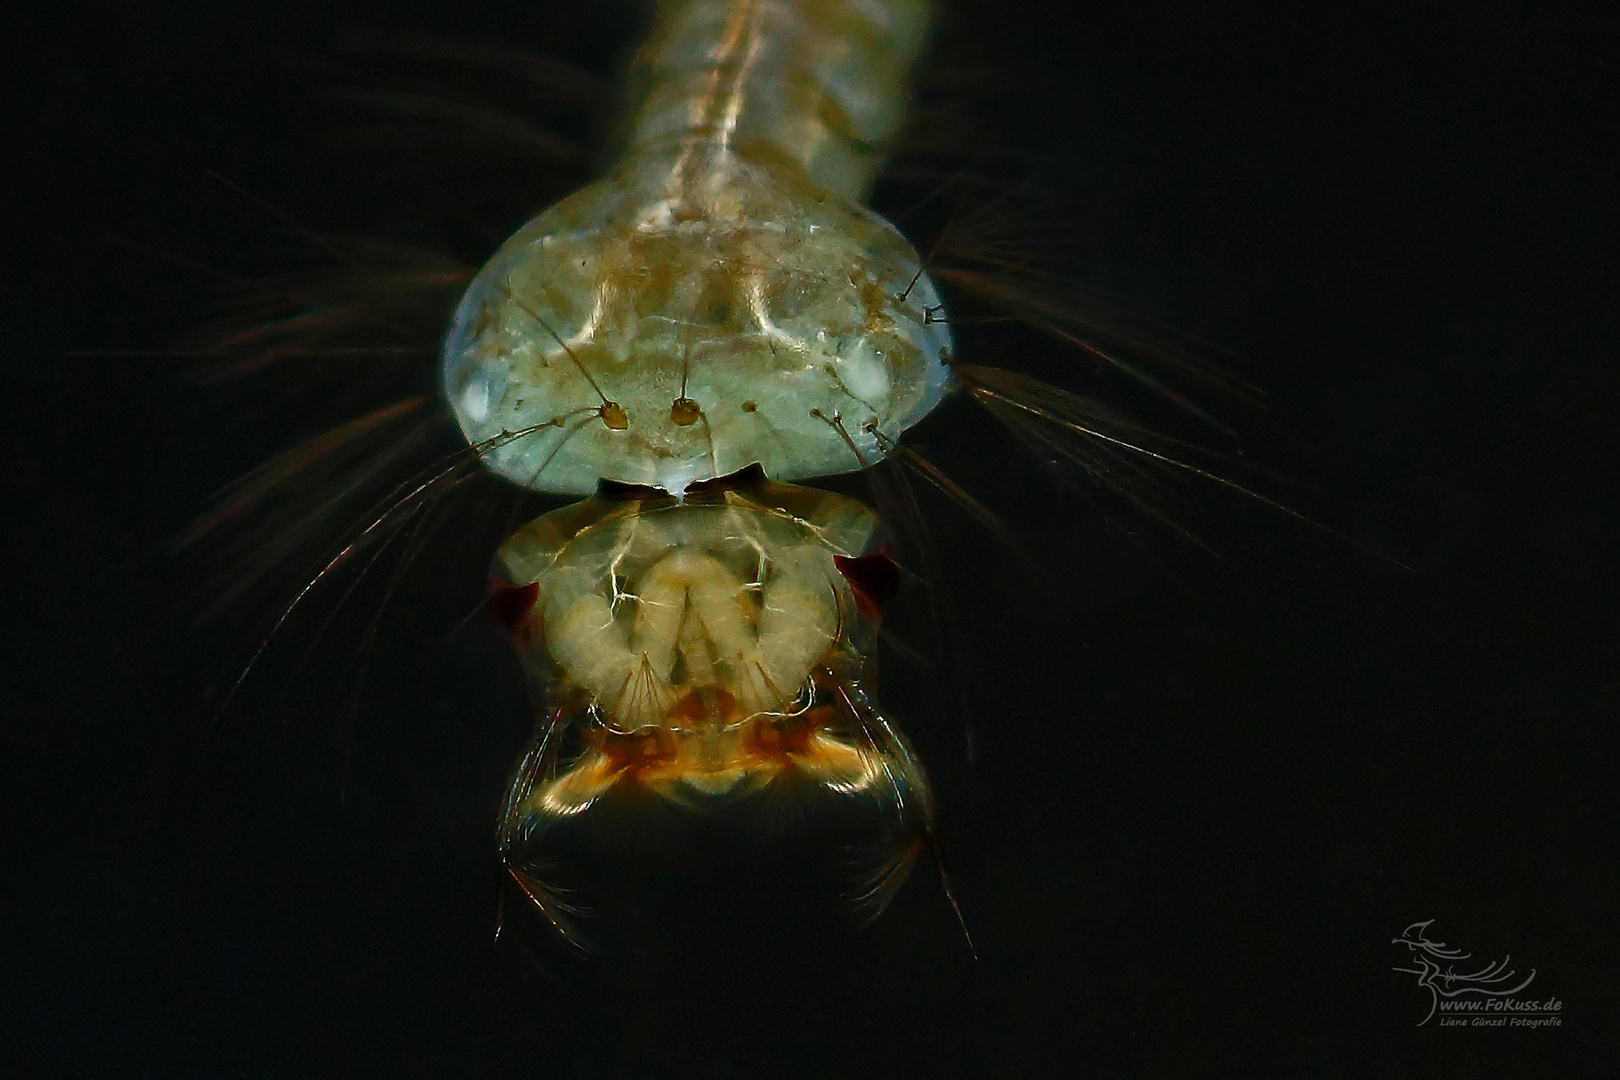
487;579;541;648
833;543;900;619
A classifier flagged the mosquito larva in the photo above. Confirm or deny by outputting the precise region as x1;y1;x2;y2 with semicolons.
467;0;964;946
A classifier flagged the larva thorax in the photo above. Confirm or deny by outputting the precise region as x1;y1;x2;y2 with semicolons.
442;0;952;495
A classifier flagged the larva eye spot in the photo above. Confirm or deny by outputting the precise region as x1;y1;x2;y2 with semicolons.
834;543;900;620
486;579;540;648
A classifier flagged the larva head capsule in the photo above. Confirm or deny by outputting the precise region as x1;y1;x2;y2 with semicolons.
441;147;954;495
488;471;894;811
489;472;944;947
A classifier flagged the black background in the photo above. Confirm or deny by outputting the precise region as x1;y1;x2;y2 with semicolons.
4;0;1614;1076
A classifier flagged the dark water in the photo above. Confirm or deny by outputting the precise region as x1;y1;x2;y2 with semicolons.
6;0;1613;1075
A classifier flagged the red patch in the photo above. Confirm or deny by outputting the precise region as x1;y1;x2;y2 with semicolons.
833;544;900;620
486;579;540;649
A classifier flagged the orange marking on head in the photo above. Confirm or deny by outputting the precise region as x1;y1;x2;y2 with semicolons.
668;685;740;729
743;706;836;759
587;725;677;779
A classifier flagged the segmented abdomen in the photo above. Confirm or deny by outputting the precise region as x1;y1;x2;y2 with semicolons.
627;0;933;200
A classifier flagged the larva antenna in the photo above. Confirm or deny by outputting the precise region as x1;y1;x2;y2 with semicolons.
835;683;978;960
496;705;594;954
